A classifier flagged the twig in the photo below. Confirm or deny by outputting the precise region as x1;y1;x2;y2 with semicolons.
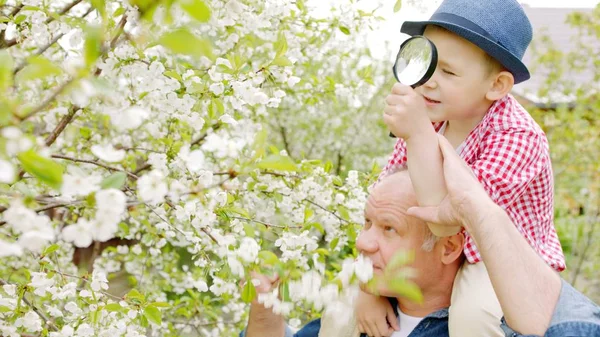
229;216;301;229
279;125;292;158
0;279;58;331
14;6;95;74
45;106;80;146
45;0;83;24
51;154;139;179
17;15;128;122
191;123;222;147
134;123;221;175
17;79;74;121
164;200;219;244
305;198;349;224
570;213;598;286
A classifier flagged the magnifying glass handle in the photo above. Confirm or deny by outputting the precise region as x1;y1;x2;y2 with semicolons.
388;84;418;138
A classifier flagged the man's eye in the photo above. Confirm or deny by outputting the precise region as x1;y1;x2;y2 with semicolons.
384;226;396;233
443;69;456;76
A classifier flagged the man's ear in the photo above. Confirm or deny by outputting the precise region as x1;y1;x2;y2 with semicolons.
485;71;514;101
440;233;464;265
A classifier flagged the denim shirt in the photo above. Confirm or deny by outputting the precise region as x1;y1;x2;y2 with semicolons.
240;304;449;337
500;279;600;337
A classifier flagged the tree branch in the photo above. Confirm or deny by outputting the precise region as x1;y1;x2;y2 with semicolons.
14;6;95;74
45;0;83;24
51;154;139;179
17;15;128;122
304;198;349;224
229;216;301;229
44;105;80;147
0;279;58;331
135;123;222;175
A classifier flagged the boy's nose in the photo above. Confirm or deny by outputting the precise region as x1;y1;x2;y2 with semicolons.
423;75;438;89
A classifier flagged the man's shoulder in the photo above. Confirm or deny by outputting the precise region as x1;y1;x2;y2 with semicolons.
293;318;322;337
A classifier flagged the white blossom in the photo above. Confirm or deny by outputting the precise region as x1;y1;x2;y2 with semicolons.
0;159;15;183
110;106;149;131
136;170;168;205
91;144;126;162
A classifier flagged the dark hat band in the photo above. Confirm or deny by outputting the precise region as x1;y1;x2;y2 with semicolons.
429;12;507;50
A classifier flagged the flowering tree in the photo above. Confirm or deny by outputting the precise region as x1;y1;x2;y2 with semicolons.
0;0;414;335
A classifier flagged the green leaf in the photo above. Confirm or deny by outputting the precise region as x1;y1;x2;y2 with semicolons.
279;281;290;302
274;32;288;58
258;250;279;265
84;25;103;67
304;208;314;222
143;305;162;325
243;222;254;237
252;128;268;160
180;0;211;22
330;237;339;250
14;14;26;24
393;0;402;12
387;279;422;303
90;0;106;18
272;56;292;67
257;154;297;172
386;251;414;271
42;244;60;256
0;50;14;91
125;288;145;303
339;26;350;35
163;70;182;82
158;28;213;58
104;303;123;312
149;302;170;308
17;150;64;190
100;172;127;190
241;279;257;303
113;6;126;17
17;56;62;83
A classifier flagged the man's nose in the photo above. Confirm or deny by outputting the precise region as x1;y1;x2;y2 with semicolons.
356;228;378;254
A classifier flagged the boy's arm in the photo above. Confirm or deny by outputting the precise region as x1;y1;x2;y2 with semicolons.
405;129;460;237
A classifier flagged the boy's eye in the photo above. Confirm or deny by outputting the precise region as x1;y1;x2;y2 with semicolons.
442;69;456;76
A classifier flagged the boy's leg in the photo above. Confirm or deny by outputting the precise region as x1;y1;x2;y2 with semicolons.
449;261;504;337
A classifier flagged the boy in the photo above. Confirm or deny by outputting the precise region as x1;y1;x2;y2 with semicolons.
357;0;565;336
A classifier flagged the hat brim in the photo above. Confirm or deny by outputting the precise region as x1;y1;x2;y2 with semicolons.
401;20;530;84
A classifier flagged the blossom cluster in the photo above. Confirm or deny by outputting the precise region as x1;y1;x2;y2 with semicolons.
0;0;398;335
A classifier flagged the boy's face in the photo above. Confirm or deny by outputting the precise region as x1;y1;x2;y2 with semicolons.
416;26;497;125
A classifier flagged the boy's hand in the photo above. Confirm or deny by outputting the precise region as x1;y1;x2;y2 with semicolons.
356;289;399;337
383;83;430;140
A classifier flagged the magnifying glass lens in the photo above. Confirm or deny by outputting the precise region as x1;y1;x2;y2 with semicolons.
393;36;436;87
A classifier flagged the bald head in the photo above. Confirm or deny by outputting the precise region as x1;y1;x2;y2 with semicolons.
368;170;438;251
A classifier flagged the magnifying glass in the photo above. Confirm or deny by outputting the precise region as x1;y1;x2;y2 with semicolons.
389;36;438;138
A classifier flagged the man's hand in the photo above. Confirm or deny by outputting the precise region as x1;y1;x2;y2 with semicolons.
383;83;431;140
245;272;286;337
406;134;496;232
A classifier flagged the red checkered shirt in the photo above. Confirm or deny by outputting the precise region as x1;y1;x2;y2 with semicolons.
380;94;565;271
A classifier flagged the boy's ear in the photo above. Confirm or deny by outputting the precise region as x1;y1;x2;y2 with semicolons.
485;70;514;101
440;233;464;265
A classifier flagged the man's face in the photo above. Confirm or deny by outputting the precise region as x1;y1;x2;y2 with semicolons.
356;172;443;298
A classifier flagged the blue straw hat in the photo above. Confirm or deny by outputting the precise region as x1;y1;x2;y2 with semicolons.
401;0;533;84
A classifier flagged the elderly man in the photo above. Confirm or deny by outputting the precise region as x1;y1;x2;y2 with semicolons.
244;169;464;337
242;137;600;337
